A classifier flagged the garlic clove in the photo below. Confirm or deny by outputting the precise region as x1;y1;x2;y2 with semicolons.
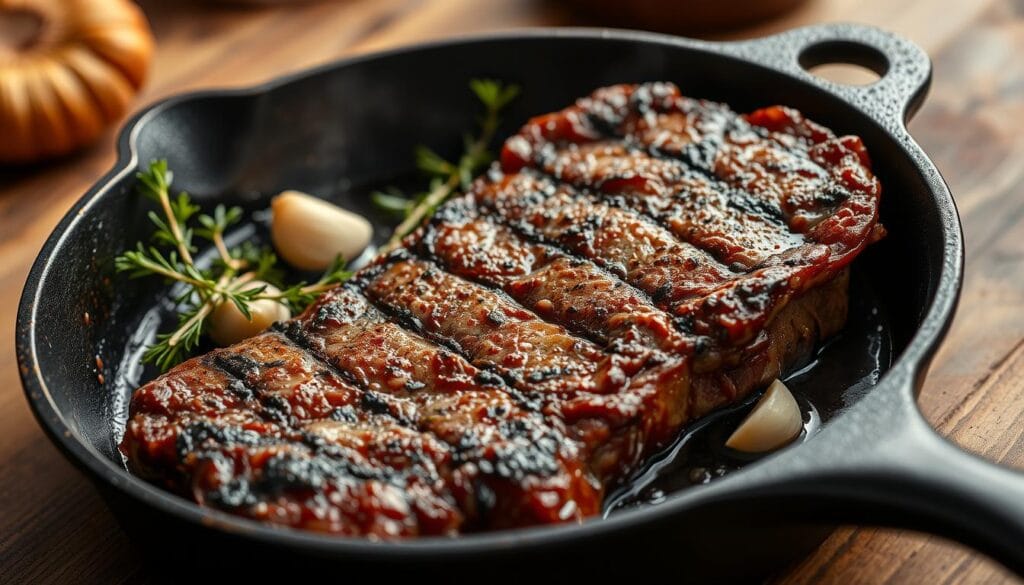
208;281;291;347
726;379;803;453
271;190;373;271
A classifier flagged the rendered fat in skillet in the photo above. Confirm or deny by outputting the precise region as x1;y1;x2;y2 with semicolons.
120;82;883;537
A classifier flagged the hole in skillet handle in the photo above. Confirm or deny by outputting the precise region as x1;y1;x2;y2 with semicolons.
799;40;889;86
720;23;932;129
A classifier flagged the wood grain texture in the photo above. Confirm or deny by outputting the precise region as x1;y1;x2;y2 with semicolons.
0;0;1021;583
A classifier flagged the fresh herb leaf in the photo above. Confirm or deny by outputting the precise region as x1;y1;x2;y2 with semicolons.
143;301;207;372
415;146;456;177
115;160;352;371
371;189;414;217
195;204;242;240
256;254;354;311
469;78;521;112
373;79;520;251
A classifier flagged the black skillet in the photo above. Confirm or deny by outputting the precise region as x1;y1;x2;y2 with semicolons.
17;23;1024;581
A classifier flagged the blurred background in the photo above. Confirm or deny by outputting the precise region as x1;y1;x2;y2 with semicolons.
1;0;1022;583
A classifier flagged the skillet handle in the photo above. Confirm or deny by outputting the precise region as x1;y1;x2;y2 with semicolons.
750;378;1024;575
720;23;932;129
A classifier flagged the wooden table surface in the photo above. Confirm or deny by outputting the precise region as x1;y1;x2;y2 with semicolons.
2;0;1023;582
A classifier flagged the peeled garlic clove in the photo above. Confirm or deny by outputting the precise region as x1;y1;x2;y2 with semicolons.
209;281;291;347
271;190;373;271
725;379;803;453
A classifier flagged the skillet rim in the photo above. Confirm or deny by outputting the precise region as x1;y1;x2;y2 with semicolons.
15;25;963;557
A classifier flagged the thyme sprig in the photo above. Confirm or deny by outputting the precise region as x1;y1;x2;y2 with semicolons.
117;79;515;370
372;79;520;251
115;160;351;371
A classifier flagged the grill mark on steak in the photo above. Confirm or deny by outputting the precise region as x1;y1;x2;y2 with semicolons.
530;141;804;268
275;284;602;530
418;209;694;362
501;82;879;270
501;87;799;267
468;170;737;306
122;346;465;536
281;280;538;413
360;252;697;469
560;80;841;221
457;171;830;357
407;172;770;366
279;284;501;398
423;189;715;342
122;82;883;537
363;256;634;398
214;332;419;427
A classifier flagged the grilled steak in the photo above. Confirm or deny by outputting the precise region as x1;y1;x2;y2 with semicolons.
120;82;883;537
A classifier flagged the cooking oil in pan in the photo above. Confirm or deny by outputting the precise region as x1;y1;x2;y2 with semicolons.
605;268;893;515
110;231;894;511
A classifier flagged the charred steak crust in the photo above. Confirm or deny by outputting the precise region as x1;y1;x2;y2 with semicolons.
120;82;883;537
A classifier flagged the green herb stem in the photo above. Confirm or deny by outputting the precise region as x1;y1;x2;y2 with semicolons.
376;79;520;251
167;302;212;349
122;81;516;370
116;160;352;371
156;181;194;266
381;174;461;253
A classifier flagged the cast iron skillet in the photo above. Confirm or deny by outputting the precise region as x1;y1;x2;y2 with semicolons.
16;23;1024;581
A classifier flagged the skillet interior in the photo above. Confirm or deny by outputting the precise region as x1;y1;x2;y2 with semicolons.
18;28;953;579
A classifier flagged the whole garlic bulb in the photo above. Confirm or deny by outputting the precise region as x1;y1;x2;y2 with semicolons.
0;0;154;163
271;190;373;271
209;281;291;347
